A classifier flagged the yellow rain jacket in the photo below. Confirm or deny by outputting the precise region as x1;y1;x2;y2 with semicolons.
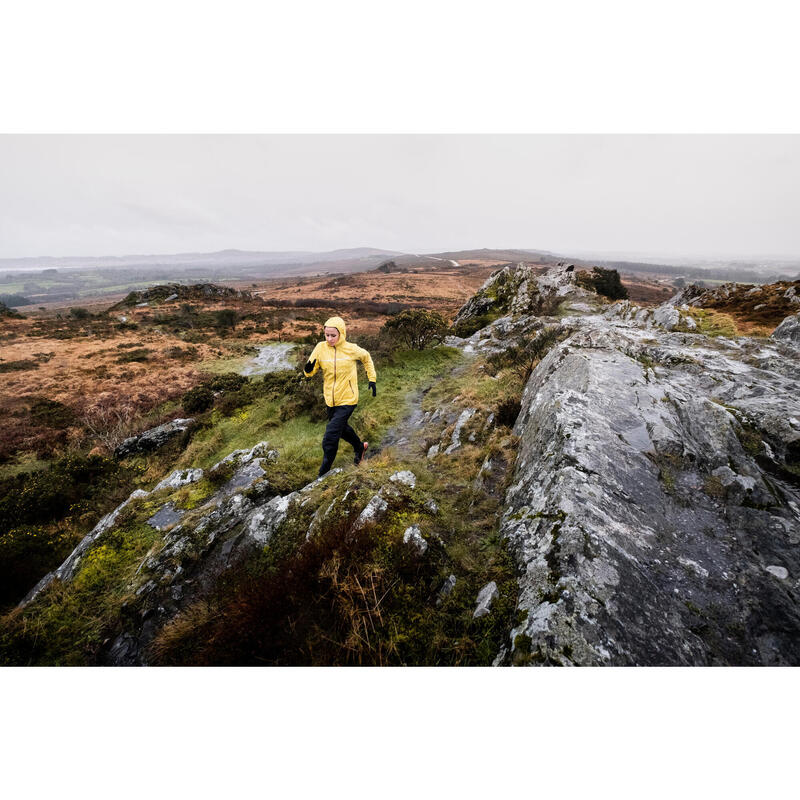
303;316;377;407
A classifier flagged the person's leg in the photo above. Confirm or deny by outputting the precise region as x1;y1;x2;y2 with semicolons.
337;406;367;463
341;417;362;454
319;406;352;476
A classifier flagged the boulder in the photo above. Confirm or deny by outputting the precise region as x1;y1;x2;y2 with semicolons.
772;313;800;349
114;418;195;459
473;581;499;618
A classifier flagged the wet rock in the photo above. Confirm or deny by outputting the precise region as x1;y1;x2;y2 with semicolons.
445;409;476;454
772;313;800;349
352;495;389;530
114;418;195;458
473;581;499;618
423;499;440;515
403;525;428;555
503;310;800;665
765;565;789;580
152;468;204;493
389;470;417;489
436;575;457;606
211;441;277;470
652;304;680;331
492;646;508;666
246;494;291;545
147;502;184;531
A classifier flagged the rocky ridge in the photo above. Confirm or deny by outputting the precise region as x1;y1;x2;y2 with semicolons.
477;274;800;664
14;262;800;665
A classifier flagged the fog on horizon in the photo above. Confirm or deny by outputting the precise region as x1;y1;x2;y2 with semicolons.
0;134;798;262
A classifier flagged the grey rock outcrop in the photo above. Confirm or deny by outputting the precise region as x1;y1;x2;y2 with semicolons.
152;468;204;493
445;409;476;454
403;525;428;555
436;575;457;606
501;306;800;665
452;262;596;334
473;581;499;618
114;418;195;458
772;313;800;349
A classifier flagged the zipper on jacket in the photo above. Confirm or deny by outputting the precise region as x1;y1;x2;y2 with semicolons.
349;378;354;400
332;347;337;406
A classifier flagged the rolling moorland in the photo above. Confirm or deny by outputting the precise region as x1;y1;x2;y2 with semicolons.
1;253;799;665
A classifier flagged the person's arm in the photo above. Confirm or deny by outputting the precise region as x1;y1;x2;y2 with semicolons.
354;345;377;395
303;344;321;378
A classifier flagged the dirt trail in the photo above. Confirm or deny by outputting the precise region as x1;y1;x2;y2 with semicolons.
376;352;475;456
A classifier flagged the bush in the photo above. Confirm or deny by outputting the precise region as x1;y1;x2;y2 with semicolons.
382;309;448;350
258;370;327;422
0;453;118;537
115;348;150;363
214;309;238;331
0;524;81;608
69;307;91;319
164;345;198;360
486;325;563;383
0;301;25;319
577;267;629;300
0;294;32;307
0;359;39;373
28;398;74;428
182;385;214;414
451;313;495;339
209;373;248;393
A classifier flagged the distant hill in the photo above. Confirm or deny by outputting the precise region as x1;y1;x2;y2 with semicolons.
0;247;402;273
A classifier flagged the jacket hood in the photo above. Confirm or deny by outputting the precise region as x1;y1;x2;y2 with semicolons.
324;316;347;343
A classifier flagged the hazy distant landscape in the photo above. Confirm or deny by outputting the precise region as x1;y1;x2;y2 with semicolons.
2;246;798;310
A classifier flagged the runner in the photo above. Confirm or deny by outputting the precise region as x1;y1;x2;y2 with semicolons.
303;315;377;476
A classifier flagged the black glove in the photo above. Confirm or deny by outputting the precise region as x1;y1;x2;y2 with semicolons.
368;381;376;397
304;358;316;374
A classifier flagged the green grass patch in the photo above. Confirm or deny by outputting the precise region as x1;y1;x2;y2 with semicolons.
177;346;463;490
691;308;740;338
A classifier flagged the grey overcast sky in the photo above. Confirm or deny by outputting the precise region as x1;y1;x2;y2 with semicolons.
0;135;798;261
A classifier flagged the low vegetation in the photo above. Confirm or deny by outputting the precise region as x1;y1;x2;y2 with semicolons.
576;267;629;300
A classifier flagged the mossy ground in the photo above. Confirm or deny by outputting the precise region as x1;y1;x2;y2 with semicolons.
151;347;526;666
150;438;519;666
3;344;513;665
0;497;161;665
175;346;462;490
686;307;774;338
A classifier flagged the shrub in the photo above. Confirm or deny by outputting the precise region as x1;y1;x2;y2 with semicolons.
577;267;629;300
164;345;198;360
0;453;118;537
181;385;214;414
487;326;563;383
115;348;150;363
69;307;91;319
209;373;248;393
0;359;39;373
0;294;32;307
0;301;25;319
382;309;448;350
264;371;327;422
451;313;495;339
28;398;75;428
214;309;238;331
0;524;81;608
